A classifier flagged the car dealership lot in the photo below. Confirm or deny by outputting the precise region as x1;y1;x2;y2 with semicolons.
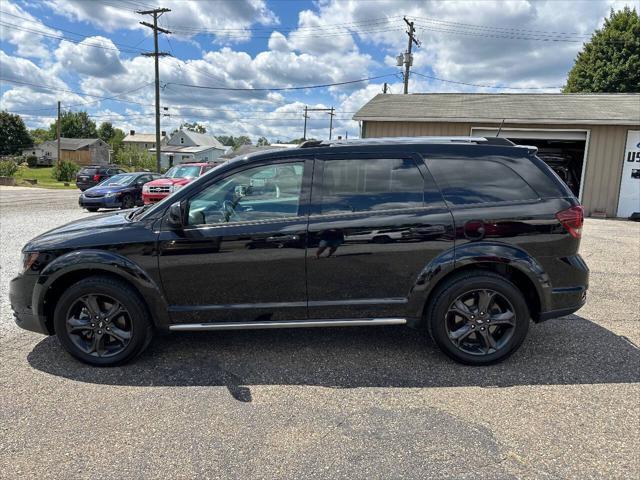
1;186;638;479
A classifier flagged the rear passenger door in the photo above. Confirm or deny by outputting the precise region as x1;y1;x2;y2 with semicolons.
306;153;454;320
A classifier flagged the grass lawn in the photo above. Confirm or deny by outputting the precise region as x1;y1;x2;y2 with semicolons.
14;166;78;190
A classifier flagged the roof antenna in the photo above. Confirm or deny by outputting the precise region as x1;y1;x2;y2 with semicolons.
496;118;505;137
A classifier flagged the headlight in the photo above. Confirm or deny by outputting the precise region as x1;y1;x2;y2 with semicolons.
170;184;184;193
22;252;40;272
105;192;119;198
142;185;150;193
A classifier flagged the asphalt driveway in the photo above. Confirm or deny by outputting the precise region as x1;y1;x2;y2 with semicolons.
1;186;638;479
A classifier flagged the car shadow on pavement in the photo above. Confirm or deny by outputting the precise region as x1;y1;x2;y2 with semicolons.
27;315;640;402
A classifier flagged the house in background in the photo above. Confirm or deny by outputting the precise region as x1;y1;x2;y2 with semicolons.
150;129;227;168
123;130;167;151
22;138;110;166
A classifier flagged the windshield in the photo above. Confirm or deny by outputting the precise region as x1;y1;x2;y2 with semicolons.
164;165;201;179
79;168;98;175
98;174;137;187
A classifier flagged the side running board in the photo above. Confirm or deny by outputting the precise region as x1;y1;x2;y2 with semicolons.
168;318;407;331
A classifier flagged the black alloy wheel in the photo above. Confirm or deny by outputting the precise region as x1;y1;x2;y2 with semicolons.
65;294;132;358
426;272;529;365
53;276;152;366
444;289;516;356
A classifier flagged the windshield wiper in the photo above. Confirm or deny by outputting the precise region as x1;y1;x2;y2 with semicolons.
128;204;150;221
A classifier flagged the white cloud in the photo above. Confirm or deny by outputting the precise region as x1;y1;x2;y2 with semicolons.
0;0;60;58
55;36;126;78
46;0;278;41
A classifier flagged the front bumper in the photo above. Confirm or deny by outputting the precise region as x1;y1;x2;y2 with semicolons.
143;193;169;204
9;273;50;335
79;195;122;208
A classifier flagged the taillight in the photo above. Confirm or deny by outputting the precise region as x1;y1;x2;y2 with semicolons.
556;205;584;238
93;174;100;182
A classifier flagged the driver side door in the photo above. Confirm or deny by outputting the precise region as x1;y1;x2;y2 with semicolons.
157;158;312;324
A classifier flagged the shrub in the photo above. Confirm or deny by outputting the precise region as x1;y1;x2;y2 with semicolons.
51;160;80;182
0;159;18;177
26;155;38;167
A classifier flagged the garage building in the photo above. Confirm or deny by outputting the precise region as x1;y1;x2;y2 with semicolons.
353;93;640;218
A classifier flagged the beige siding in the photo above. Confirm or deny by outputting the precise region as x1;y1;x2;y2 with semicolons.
362;120;638;217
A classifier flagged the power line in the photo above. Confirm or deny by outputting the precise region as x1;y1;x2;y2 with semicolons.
0;78;154;109
411;16;590;37
411;71;563;90
166;73;396;92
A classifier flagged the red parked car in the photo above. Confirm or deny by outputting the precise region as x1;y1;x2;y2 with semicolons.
142;163;216;204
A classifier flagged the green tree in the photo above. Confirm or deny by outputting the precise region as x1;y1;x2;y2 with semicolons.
48;111;97;139
97;122;115;143
30;128;53;145
0;111;32;155
109;128;126;156
115;146;156;171
215;135;252;150
564;7;640;93
256;136;270;146
181;122;207;133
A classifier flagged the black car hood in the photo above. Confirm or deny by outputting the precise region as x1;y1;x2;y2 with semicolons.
23;211;136;251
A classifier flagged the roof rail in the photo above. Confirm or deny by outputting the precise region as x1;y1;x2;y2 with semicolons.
299;136;515;148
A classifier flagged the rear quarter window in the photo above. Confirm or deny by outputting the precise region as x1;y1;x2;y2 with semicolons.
426;158;539;206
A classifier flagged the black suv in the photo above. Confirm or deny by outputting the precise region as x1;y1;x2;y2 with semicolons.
10;137;588;366
75;165;127;191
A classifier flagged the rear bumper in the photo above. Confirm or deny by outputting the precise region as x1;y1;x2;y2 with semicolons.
534;254;589;322
76;182;97;191
9;274;50;335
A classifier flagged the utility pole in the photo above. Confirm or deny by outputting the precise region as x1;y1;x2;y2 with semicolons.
57;101;61;167
328;107;335;140
303;107;336;141
400;17;420;94
383;82;389;93
303;106;309;141
138;7;171;172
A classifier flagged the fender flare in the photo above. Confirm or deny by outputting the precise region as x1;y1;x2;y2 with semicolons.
34;249;171;329
406;241;551;321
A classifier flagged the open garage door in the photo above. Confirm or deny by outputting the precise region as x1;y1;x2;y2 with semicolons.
471;128;588;200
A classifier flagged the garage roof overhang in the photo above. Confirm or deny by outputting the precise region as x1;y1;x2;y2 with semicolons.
354;116;637;126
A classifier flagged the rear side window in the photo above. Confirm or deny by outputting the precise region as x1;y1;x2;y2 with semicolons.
320;158;424;213
426;159;539;206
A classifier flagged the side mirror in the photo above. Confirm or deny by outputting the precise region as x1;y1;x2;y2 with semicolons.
167;201;184;229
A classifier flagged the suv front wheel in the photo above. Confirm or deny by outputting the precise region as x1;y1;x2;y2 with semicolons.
53;276;153;366
427;272;530;365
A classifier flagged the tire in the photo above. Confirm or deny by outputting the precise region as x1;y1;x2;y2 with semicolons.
426;271;529;365
86;207;99;212
53;276;153;366
120;194;134;210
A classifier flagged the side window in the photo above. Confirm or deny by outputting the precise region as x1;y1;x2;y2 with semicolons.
426;159;539;206
187;162;305;226
320;158;424;214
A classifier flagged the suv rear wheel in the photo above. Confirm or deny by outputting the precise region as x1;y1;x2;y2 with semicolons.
53;276;153;366
426;272;529;365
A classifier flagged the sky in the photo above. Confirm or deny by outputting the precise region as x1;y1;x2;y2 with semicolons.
0;0;634;142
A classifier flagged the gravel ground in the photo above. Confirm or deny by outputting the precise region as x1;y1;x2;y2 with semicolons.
1;186;639;479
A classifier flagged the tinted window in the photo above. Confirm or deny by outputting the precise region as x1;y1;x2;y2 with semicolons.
320;158;424;213
187;162;305;225
79;168;98;175
426;159;539;206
